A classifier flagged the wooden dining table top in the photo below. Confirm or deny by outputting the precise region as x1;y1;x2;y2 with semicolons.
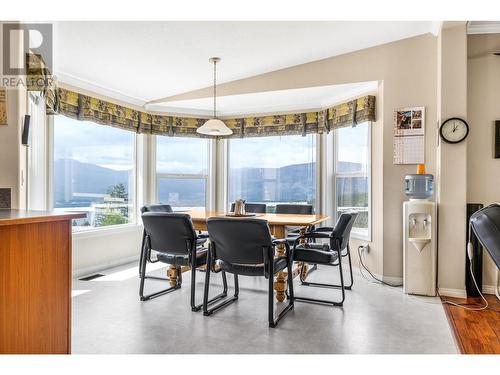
185;209;329;227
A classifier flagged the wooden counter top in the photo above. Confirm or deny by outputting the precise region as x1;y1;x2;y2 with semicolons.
0;209;86;226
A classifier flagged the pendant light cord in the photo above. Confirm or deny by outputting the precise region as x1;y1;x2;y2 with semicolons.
213;59;217;119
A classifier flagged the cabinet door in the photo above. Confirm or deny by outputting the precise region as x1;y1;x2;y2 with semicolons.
0;220;71;354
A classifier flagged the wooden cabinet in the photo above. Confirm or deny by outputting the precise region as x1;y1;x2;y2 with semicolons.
0;210;85;354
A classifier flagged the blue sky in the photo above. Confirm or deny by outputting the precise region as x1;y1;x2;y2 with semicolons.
54;116;135;170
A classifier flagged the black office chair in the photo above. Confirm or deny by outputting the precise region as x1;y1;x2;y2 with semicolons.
140;212;228;311
291;211;358;306
139;204;208;276
469;204;500;300
470;203;500;269
139;204;173;276
275;204;315;245
229;202;267;213
275;204;314;215
203;217;294;327
141;204;173;214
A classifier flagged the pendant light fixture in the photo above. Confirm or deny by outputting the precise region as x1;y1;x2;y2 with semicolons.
196;57;233;136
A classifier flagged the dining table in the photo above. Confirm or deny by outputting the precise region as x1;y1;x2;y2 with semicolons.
165;209;329;303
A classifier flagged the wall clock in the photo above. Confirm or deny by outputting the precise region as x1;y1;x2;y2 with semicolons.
439;118;469;144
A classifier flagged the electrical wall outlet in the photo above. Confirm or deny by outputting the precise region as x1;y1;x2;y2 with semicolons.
361;243;370;253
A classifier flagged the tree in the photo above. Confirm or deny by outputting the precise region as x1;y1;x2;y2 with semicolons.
97;213;127;227
106;183;127;200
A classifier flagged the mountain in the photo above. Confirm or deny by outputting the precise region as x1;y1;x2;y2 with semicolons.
229;162;316;203
54;159;131;208
54;158;366;208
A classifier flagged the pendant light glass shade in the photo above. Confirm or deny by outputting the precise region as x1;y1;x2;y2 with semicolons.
196;118;233;136
196;57;232;136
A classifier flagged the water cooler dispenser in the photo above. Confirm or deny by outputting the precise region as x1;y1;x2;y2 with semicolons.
403;173;437;296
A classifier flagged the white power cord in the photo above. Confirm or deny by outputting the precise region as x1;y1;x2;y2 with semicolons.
439;226;489;311
357;245;403;287
438;262;489;311
496;268;500;301
357;235;491;310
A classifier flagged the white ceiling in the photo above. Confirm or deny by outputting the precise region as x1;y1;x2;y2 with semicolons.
53;21;437;108
147;81;379;117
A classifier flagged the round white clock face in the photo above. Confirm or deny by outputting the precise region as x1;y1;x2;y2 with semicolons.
440;118;469;143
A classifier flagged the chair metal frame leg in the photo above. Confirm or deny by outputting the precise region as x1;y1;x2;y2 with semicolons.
344;247;354;289
139;231;171;282
268;258;295;328
191;259;229;312
139;246;181;301
294;248;346;306
202;248;239;316
300;246;354;290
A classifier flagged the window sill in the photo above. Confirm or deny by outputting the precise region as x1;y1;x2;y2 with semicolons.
72;223;142;240
351;230;371;242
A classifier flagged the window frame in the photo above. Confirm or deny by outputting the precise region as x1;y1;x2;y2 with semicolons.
153;135;214;211
46;113;371;239
333;122;372;241
27;92;49;211
225;134;320;213
48;115;139;233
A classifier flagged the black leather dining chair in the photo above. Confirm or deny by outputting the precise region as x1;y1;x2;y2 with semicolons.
140;204;208;276
229;202;267;213
275;204;314;215
275;204;314;244
291;211;357;306
140;212;228;311
141;204;173;214
139;204;173;276
203;217;294;327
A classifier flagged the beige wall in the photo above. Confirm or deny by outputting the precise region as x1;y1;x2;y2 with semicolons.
0;89;22;208
0;22;27;209
72;227;143;277
436;24;468;296
168;34;439;279
467;33;500;291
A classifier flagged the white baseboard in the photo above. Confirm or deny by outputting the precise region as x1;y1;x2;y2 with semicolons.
73;255;139;278
438;288;467;298
350;262;403;284
351;263;403;285
382;275;403;284
482;284;499;295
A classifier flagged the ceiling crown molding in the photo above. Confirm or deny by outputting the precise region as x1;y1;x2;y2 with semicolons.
53;70;148;108
467;21;500;34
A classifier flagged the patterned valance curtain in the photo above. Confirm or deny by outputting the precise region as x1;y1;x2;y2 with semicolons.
26;53;52;92
325;95;376;130
149;115;207;137
46;85;375;138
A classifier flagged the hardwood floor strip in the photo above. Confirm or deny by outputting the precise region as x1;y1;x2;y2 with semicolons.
442;295;500;354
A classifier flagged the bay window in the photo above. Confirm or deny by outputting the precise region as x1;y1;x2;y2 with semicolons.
155;136;209;210
228;134;317;212
334;122;371;239
51;113;371;235
53;116;136;230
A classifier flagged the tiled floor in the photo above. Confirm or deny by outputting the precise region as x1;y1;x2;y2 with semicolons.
72;261;458;354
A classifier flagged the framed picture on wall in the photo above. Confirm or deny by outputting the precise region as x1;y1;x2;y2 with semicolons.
393;106;425;164
0;88;7;125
